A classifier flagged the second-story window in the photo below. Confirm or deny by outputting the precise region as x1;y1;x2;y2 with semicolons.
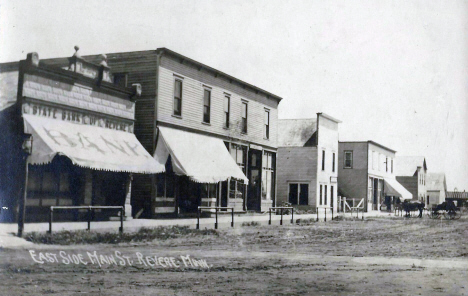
203;89;211;123
173;79;183;116
322;150;326;171
241;101;248;133
344;151;353;168
264;109;270;139
332;152;336;172
224;95;230;128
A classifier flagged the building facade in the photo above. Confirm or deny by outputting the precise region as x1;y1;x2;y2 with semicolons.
426;172;447;207
395;156;428;203
338;141;412;212
0;51;164;223
276;113;340;211
40;48;282;217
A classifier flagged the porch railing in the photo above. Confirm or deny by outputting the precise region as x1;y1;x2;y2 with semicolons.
48;206;124;235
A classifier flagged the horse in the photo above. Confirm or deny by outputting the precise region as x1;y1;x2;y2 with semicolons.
401;200;425;218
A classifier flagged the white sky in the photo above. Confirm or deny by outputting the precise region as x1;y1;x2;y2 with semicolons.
1;0;467;190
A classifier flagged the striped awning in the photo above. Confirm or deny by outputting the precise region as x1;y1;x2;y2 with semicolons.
23;114;165;174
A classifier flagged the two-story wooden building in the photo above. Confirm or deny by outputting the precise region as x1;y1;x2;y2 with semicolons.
40;48;282;217
0;51;164;224
395;156;428;203
276;113;340;212
338;141;412;212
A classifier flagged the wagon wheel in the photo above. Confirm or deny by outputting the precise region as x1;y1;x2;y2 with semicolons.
429;211;441;219
443;210;461;220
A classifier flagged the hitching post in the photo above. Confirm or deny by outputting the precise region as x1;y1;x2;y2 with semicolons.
269;208;272;225
48;207;53;234
280;208;283;225
324;207;327;222
119;206;123;233
197;208;200;229
316;208;319;222
87;207;91;231
215;208;218;230
331;207;334;220
231;208;234;227
291;208;294;224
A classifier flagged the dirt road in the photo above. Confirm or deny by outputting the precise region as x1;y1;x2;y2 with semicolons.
1;217;467;295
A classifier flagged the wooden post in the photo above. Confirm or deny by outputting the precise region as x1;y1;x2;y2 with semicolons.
48;207;53;234
324;207;327;222
343;197;346;214
215;208;218;229
196;207;200;229
280;208;283;225
269;208;272;225
87;207;91;231
291;208;294;224
231;208;234;227
119;206;124;233
316;207;319;222
17;158;29;237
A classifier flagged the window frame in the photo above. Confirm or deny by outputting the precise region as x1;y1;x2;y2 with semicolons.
344;151;353;169
264;108;270;140
241;101;248;134
202;88;211;124
224;95;230;128
173;78;183;117
322;150;326;171
332;152;336;172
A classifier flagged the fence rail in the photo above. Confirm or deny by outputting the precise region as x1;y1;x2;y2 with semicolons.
48;206;124;235
268;207;294;225
197;207;234;230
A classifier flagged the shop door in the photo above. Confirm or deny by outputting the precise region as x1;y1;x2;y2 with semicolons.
247;149;262;211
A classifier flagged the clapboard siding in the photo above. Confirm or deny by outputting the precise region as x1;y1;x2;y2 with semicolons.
157;65;278;148
277;147;318;207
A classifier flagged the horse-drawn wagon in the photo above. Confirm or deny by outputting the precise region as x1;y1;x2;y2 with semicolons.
428;201;461;220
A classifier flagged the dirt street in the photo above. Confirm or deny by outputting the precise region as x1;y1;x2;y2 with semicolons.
1;217;467;295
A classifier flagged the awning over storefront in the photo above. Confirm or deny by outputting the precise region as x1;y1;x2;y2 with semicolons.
154;126;249;184
384;178;412;200
23;114;165;174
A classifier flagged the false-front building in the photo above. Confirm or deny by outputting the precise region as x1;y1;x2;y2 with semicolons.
276;113;340;211
426;172;446;207
0;52;164;223
41;48;282;217
338;141;412;212
395;156;428;203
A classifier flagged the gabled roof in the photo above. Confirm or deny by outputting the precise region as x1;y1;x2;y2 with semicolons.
395;156;427;176
426;172;447;191
278;119;317;147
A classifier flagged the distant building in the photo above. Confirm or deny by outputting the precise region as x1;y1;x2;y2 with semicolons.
338;141;412;212
395;156;428;203
276;113;340;211
426;173;447;207
445;191;468;207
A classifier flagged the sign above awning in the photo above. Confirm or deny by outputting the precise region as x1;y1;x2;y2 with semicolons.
384;178;413;200
23;114;165;174
154;126;249;184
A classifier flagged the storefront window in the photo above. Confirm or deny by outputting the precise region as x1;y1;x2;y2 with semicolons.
155;173;175;198
262;151;275;200
201;184;217;199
